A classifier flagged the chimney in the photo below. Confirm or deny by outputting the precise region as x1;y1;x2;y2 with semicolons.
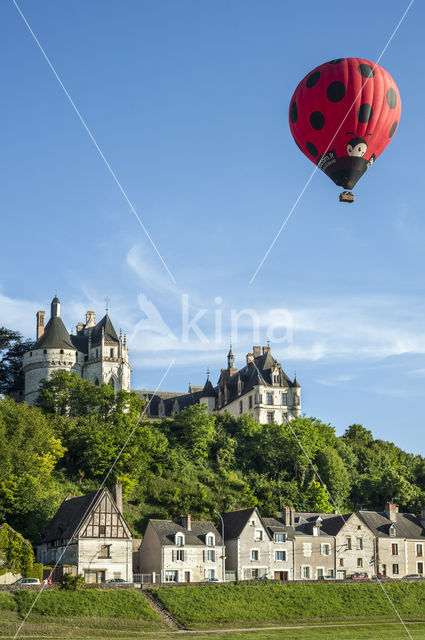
279;506;294;526
76;322;84;333
385;502;398;522
180;514;192;531
246;352;254;365
253;346;261;358
85;311;96;328
262;345;271;355
36;310;45;340
113;481;123;513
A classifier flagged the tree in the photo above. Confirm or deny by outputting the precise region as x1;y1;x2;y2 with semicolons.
0;327;33;395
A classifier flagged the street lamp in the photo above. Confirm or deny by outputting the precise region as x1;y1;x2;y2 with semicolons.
215;510;226;582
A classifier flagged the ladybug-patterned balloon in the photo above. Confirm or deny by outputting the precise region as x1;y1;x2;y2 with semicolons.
289;58;401;190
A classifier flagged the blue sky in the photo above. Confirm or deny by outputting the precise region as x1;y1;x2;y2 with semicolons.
1;0;425;453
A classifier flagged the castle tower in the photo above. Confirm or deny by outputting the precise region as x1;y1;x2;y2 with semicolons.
23;296;80;404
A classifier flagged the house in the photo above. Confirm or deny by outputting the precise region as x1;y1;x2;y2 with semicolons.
359;502;425;578
36;484;133;583
139;514;223;583
137;345;301;425
287;510;335;580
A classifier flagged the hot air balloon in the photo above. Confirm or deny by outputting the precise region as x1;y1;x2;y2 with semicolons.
288;58;401;202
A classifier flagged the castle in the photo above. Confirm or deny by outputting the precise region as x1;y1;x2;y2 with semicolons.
23;297;301;424
23;296;130;404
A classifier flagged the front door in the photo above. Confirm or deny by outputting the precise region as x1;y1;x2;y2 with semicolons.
184;571;191;583
274;571;288;580
418;562;424;574
337;570;346;580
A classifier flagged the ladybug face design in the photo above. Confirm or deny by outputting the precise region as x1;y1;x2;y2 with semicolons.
347;138;367;157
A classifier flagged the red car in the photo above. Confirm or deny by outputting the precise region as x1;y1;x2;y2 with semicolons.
373;574;391;581
349;572;369;581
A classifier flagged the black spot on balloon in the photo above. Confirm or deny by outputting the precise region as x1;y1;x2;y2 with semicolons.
389;121;398;138
326;81;346;102
310;111;325;130
329;58;345;64
306;141;318;157
386;87;397;109
357;103;373;123
358;63;375;78
290;101;298;123
306;71;320;88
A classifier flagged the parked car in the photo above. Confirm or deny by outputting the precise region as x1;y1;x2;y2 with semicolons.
318;575;335;580
201;577;220;582
404;574;423;580
105;578;131;584
349;572;369;581
373;574;391;581
13;578;41;586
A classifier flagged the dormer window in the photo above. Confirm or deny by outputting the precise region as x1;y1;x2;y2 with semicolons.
274;533;287;543
389;524;396;537
60;349;64;354
206;534;215;547
238;378;242;395
175;534;184;547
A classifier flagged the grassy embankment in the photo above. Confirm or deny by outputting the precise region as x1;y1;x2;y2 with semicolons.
152;581;425;628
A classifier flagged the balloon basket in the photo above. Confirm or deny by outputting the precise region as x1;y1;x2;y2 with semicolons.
339;191;355;203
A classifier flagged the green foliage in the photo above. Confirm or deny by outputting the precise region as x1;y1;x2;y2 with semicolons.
27;562;43;581
0;327;33;394
153;582;425;625
0;523;35;576
0;591;17;611
0;397;66;540
60;573;86;590
14;589;159;619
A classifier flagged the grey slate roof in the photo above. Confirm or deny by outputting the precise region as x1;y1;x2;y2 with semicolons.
38;491;102;543
292;512;337;538
90;315;119;346
358;511;425;539
34;317;75;351
222;508;257;539
149;519;222;546
262;517;296;540
201;377;217;398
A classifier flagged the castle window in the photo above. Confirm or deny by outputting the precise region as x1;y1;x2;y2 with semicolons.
29;352;32;357
239;400;243;414
96;350;98;357
249;395;252;409
60;349;64;354
109;378;115;391
110;348;114;357
266;392;273;405
43;349;47;354
94;378;100;386
281;392;287;405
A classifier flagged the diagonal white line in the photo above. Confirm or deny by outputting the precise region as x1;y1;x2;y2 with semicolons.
13;358;175;640
249;0;415;285
12;0;176;285
250;359;413;639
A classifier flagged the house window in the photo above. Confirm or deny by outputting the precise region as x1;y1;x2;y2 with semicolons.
267;411;275;423
357;525;362;530
392;543;398;555
251;569;259;578
99;525;106;536
281;393;287;405
176;549;185;561
255;530;263;541
356;538;363;550
321;544;330;556
416;544;423;557
317;567;324;578
302;566;311;579
274;533;286;543
346;537;352;550
303;543;312;558
357;557;363;568
418;562;424;574
249;395;253;409
239;400;243;414
99;544;111;559
389;525;396;537
328;570;334;578
206;568;216;579
251;549;259;561
339;558;344;567
207;550;216;562
165;571;178;582
393;564;399;575
255;392;263;404
175;535;184;546
275;551;286;561
266;392;274;405
207;535;214;547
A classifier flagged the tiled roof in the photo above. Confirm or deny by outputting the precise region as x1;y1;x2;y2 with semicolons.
149;519;222;546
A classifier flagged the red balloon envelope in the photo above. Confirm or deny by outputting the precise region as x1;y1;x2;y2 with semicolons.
289;58;401;191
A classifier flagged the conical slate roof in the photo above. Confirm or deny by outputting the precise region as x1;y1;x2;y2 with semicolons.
90;315;119;346
201;377;217;398
34;316;75;351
